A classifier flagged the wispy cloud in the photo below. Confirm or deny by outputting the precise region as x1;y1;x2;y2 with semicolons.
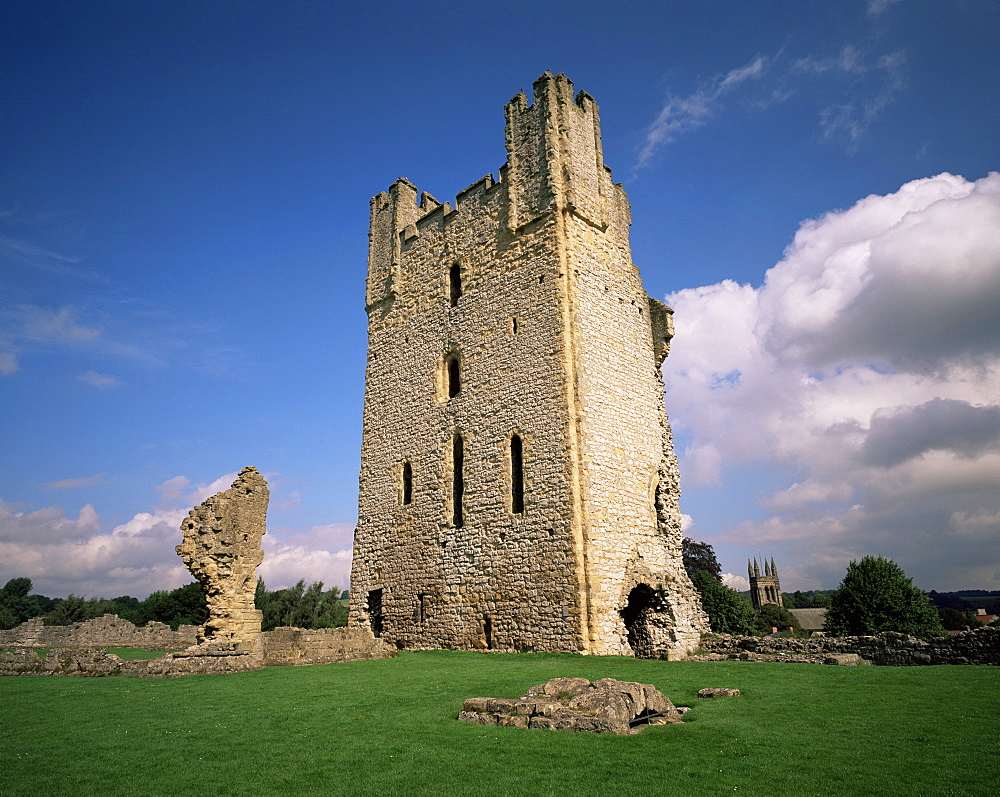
794;47;906;145
45;474;109;490
637;42;908;169
19;305;101;344
78;370;121;389
0;232;105;282
867;0;901;17
636;55;769;170
0;351;17;376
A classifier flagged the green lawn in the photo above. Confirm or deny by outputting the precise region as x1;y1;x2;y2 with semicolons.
1;650;996;796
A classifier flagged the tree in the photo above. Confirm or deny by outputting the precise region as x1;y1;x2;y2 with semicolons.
755;604;801;634
937;607;971;631
140;583;208;629
1;577;32;599
824;556;945;640
682;538;722;582
691;571;758;635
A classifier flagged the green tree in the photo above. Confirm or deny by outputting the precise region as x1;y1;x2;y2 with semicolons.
0;605;17;630
824;556;945;640
2;577;32;599
140;583;208;629
755;603;801;634
937;607;971;631
682;538;722;582
691;571;758;635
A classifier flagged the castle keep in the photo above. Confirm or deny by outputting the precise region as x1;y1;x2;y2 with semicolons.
349;72;707;657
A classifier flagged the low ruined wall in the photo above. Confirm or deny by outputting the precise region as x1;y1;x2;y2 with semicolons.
0;645;263;678
0;615;199;651
262;626;397;666
1;626;396;677
695;626;999;665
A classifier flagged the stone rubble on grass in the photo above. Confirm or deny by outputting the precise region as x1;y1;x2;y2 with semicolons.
697;688;742;698
458;677;688;735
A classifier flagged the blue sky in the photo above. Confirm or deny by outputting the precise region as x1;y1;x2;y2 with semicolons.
2;0;997;598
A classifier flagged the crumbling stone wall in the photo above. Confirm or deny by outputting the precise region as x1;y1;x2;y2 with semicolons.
0;615;197;650
261;627;397;666
176;466;268;648
692;626;999;665
351;72;707;658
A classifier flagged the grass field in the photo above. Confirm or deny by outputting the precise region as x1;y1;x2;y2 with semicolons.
1;650;996;796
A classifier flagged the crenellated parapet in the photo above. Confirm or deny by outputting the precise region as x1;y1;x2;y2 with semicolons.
365;72;631;315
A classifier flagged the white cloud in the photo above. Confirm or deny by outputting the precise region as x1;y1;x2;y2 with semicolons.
0;350;17;375
722;573;749;591
664;172;1000;590
260;523;355;592
45;474;108;490
0;474;356;599
154;472;239;506
19;305;101;344
78;370;121;389
867;0;901;17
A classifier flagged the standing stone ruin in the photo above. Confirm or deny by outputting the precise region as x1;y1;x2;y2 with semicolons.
350;72;708;658
176;466;268;649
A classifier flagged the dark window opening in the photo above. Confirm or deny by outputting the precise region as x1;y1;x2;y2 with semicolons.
446;355;461;398
449;264;462;306
484;615;494;650
402;461;413;505
538;274;544;284
452;433;464;528
418;593;427;624
367;589;384;638
510;434;524;514
511;317;519;334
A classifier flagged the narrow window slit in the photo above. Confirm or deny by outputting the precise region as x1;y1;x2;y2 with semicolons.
452;433;464;528
510;433;524;514
449;264;462;306
402;461;413;505
447;355;461;398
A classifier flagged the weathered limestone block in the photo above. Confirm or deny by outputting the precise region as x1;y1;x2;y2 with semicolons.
824;653;871;666
458;677;686;735
176;466;268;648
697;688;742;698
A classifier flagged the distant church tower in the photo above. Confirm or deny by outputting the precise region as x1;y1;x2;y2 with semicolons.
349;72;708;658
748;557;783;611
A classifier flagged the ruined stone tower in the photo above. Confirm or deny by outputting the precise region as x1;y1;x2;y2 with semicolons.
350;72;707;657
748;557;783;611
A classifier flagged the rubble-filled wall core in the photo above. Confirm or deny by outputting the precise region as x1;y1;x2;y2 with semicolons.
350;72;708;657
176;466;268;648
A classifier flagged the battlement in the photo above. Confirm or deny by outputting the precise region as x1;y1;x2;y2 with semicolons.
366;73;632;310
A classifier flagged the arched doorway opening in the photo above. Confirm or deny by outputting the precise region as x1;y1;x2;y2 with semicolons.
620;584;658;658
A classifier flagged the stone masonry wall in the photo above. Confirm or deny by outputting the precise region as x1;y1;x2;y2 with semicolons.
693;626;999;665
351;72;707;657
0;615;198;650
